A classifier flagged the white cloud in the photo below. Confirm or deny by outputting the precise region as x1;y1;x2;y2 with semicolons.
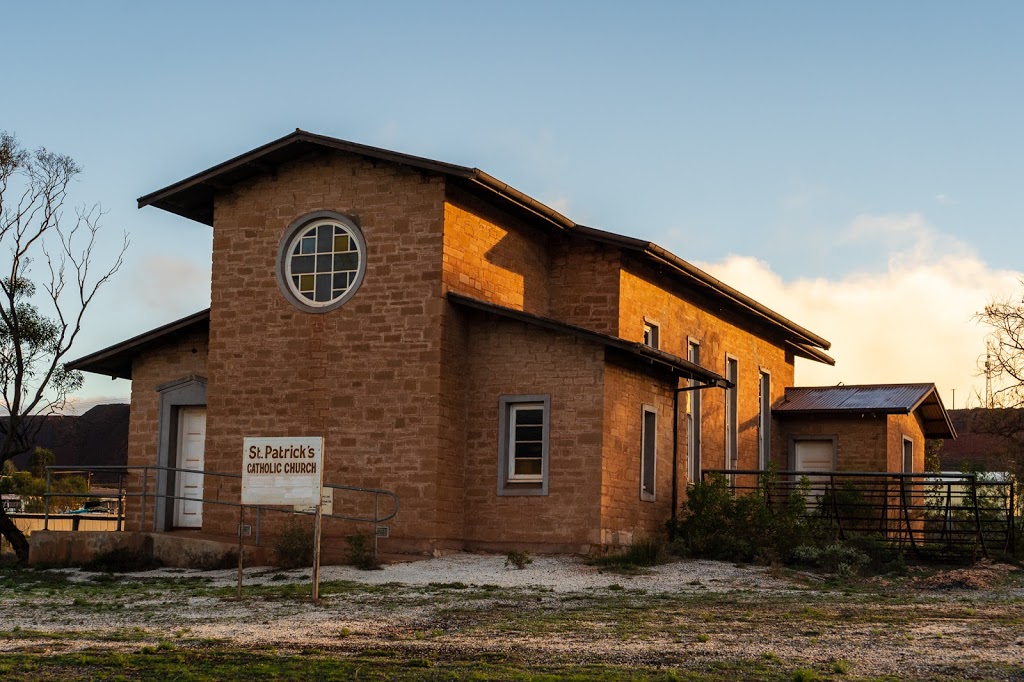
543;195;572;216
129;254;211;316
698;214;1022;408
935;193;956;205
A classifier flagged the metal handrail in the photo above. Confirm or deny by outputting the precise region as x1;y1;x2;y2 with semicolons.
42;464;399;547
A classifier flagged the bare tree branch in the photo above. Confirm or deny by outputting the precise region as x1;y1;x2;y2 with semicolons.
0;131;128;561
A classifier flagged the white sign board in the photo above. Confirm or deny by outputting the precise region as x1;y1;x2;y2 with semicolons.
242;437;324;506
295;487;333;515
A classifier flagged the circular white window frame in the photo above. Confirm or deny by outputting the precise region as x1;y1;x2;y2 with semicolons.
275;211;367;313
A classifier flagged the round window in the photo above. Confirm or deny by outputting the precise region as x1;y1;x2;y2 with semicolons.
276;212;367;312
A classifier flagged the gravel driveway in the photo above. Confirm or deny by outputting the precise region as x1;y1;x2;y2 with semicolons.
3;554;1023;680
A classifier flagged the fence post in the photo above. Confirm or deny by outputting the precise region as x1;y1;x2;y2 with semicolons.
899;475;920;557
43;468;52;531
1010;479;1016;556
970;475;989;560
140;467;149;531
373;493;379;561
829;473;844;540
116;472;125;532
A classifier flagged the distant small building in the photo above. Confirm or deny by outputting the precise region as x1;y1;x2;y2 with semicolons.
773;383;956;475
1;494;26;514
937;408;1020;474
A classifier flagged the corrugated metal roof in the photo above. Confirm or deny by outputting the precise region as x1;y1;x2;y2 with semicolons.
776;384;933;412
774;383;956;439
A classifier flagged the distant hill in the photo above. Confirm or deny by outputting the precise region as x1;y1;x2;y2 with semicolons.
4;404;129;483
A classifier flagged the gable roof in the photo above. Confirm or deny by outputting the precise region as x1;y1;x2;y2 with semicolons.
138;130;831;358
774;383;956;439
66;309;210;380
448;292;729;388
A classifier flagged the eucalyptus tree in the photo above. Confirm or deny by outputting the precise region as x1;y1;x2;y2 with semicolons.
0;132;127;561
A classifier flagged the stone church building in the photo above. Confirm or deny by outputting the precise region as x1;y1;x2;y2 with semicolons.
69;130;950;555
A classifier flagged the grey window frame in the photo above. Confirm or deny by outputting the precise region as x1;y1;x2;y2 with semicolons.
154;375;207;531
902;436;914;473
640;404;657;502
725;354;739;470
275;210;368;314
642;318;660;349
497;394;550;496
686;339;702;483
758;368;771;470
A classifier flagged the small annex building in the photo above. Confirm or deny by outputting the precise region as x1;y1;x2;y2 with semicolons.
773;384;956;475
67;130;949;555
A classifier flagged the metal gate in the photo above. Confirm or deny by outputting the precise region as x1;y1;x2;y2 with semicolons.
703;469;1016;561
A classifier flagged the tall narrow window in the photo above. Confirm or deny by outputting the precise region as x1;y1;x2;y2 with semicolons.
758;370;771;470
725;356;738;471
902;437;914;473
641;406;657;501
686;340;702;483
643;321;660;349
497;395;550;496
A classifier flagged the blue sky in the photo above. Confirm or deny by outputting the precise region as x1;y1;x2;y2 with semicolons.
4;2;1022;409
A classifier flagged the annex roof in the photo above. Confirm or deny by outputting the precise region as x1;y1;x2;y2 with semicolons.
66;309;210;380
448;292;730;388
774;383;956;439
138;130;831;358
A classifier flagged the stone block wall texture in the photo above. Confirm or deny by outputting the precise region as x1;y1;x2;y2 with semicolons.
617;261;794;482
888;412;925;473
204;151;449;548
459;314;605;550
125;328;209;532
442;186;551;314
773;415;888;472
548;237;621;335
600;359;677;542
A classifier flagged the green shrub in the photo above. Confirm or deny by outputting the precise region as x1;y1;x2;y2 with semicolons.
346;533;381;570
672;471;907;576
671;472;823;564
504;549;533;570
271;515;315;569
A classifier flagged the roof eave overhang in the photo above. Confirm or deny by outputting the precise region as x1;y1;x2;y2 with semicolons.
573;225;831;353
447;292;728;388
138;130;480;226
786;341;836;366
775;404;956;440
138;130;829;356
66;309;211;380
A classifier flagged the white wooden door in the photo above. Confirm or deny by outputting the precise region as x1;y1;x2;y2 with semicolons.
793;439;834;498
794;440;834;472
174;407;206;528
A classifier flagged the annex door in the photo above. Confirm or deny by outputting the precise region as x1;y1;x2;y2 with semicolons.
173;407;206;528
793;439;834;498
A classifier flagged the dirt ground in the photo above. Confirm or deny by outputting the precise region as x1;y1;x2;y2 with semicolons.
2;554;1023;680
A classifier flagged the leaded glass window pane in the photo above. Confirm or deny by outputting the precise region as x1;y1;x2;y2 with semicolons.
283;218;365;308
